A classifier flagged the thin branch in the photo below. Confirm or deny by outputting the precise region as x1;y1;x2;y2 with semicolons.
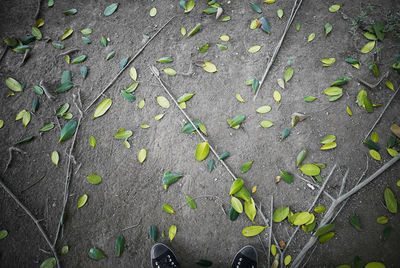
257;235;269;259
58;48;80;57
0;46;8;63
300;244;318;268
267;196;273;268
357;71;388;90
150;65;237;182
53;91;83;247
84;16;175;112
0;179;60;268
294;174;335;201
20;49;31;67
34;0;41;19
338;169;349;197
40;80;55;101
253;0;304;100
121;218;142;231
291;155;400;267
364;83;400;140
3;147;27;174
20;174;47;193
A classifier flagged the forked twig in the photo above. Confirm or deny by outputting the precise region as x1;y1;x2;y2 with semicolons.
3;147;27;174
0;179;60;268
253;0;304;100
84;16;175;112
357;71;388;90
364;84;400;140
40;80;56;101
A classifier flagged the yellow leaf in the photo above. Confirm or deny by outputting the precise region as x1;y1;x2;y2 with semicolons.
154;113;165;120
260;120;275;128
361;41;375;54
35;18;45;28
202;61;218;73
273;90;281;103
138;99;145;109
219;35;230;41
231;196;243;213
0;120;3;129
391;124;400;138
180;27;186;36
93;98;112;119
264;0;275;3
77;194;88;208
179;102;186;109
129;67;137;81
307;33;315;42
369;149;381;161
169;225;177;242
195;142;210;161
248;45;262;53
346;106;352;116
324;87;342;96
284;255;292;266
371;132;379;143
162;68;177;76
385;80;394;91
236;93;246;103
321;58;336;66
250;19;258;29
256;105;271;114
149;7;157;17
61;28;73;40
51;151;59;166
351;63;360;69
242;225;267;237
277;78;285;89
251;186;257;193
320;142;337;150
329;4;340;12
387;148;399;157
271;244;277;256
22;111;30;127
138;149;147;163
156;96;170;108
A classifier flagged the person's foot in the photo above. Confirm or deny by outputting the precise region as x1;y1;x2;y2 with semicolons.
151;243;180;268
231;245;258;268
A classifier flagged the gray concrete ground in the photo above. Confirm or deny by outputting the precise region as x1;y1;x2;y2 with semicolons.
0;0;400;267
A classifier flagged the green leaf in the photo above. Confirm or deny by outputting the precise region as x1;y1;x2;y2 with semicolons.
177;93;194;103
32;27;42;40
320;134;336;144
104;3;119;16
252;78;259;93
361;41;375;53
383;226;392;241
229;206;239;221
22;111;31;127
51;151;59;166
314;206;326;214
249;2;262;13
81;36;91;45
314;224;335;237
64;8;78;15
88;248;106;260
277;8;284;19
40;257;56;268
231;196;243;213
349;214;361;231
61;245;69;255
101;36;107;47
195;142;209;161
87;174;102;185
38;123;54;132
157;56;173;63
0;230;8;240
377;216;389;224
93;98;112;119
324;23;332;36
162;204;175;214
15;136;35;145
234;187;251;202
369;149;381;161
138;149;147;164
384;187;397;213
106;51;116;60
242;225;267;237
281;128;290;141
48;0;54;7
280;170;293;184
89;136;96;148
71;54;86;64
6;77;23;92
331;76;350;86
58;120;77;143
81;28;92;35
321;142;337;150
373;21;384;41
299;164;320;176
116;235;125;257
207;158;215;172
61;28;73;40
185;195;197;209
216;44;227;51
52;42;64;50
169;225;177;242
199;43;209;53
187;23;202;37
293;212;312;225
284;67;294;82
240;161;254;173
33;85;44;95
195;259;213;267
126;82;139;93
121;90;136;102
244;198;256;222
308;33;315;42
119;57;129;69
162;68;176;76
318;232;334;243
227;114;245;128
114;128;132;140
184;1;195;13
219;152;230;160
149;225;158;242
328;4;340;12
77;194;88;208
296;149;307;167
284;255;291;266
273;206;289;222
80;66;88;79
256;105;272;114
162;172;183;187
203;7;217;14
229;178;244;195
55;82;73;93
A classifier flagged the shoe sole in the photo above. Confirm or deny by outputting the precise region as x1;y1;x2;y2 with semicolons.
151;242;179;267
230;245;258;268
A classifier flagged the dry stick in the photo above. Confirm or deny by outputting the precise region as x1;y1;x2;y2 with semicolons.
53;92;83;248
121;218;142;231
291;155;400;267
294;174;335;201
21;173;47;193
267;196;273;268
258;204;282;257
58;48;80;57
84;16;175;112
282;164;337;267
364;83;400;140
0;46;8;63
0;179;60;268
253;0;303;101
3;147;27;174
150;65;237;182
357;71;388;90
34;0;41;19
40;80;56;101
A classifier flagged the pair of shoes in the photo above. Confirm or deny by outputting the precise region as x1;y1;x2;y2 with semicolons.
151;243;258;268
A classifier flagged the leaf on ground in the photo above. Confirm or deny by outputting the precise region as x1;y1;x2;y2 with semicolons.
349;214;361;231
299;164;320;176
260;120;274;128
156;96;170;108
231;196;243;213
240;161;254;173
273;90;281;103
361;41;375;54
256;105;271;114
149;7;157;17
77;194;88;208
328;4;340;12
202;61;217;72
284;67;294;82
116;235;125;257
169;225;177;242
242;226;267;237
308;33;315;42
195;142;209;161
104;3;119;16
138;149;147;164
248;45;262;53
273;206;289;222
162;204;175;214
384;187;397;213
51;151;59;166
185;195;197;209
58;120;77;143
88;248;106;260
87;174;102;185
62;28;73;40
93;98;112;119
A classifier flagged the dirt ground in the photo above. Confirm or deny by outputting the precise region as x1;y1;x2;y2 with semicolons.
0;0;399;267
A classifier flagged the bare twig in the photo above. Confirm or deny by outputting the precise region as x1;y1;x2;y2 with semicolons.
357;71;388;90
121;218;142;231
364;84;400;140
0;179;60;268
257;235;269;258
3;147;27;174
34;0;41;19
20;49;30;66
291;155;400;267
253;0;304;100
300;244;318;268
58;48;80;57
20;174;47;193
267;196;273;268
294;174;335;201
53;91;83;247
40;80;55;101
150;65;237;182
0;46;8;63
84;16;175;112
337;169;349;197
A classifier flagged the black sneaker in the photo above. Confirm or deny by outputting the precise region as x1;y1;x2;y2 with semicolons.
151;243;180;268
231;245;258;268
